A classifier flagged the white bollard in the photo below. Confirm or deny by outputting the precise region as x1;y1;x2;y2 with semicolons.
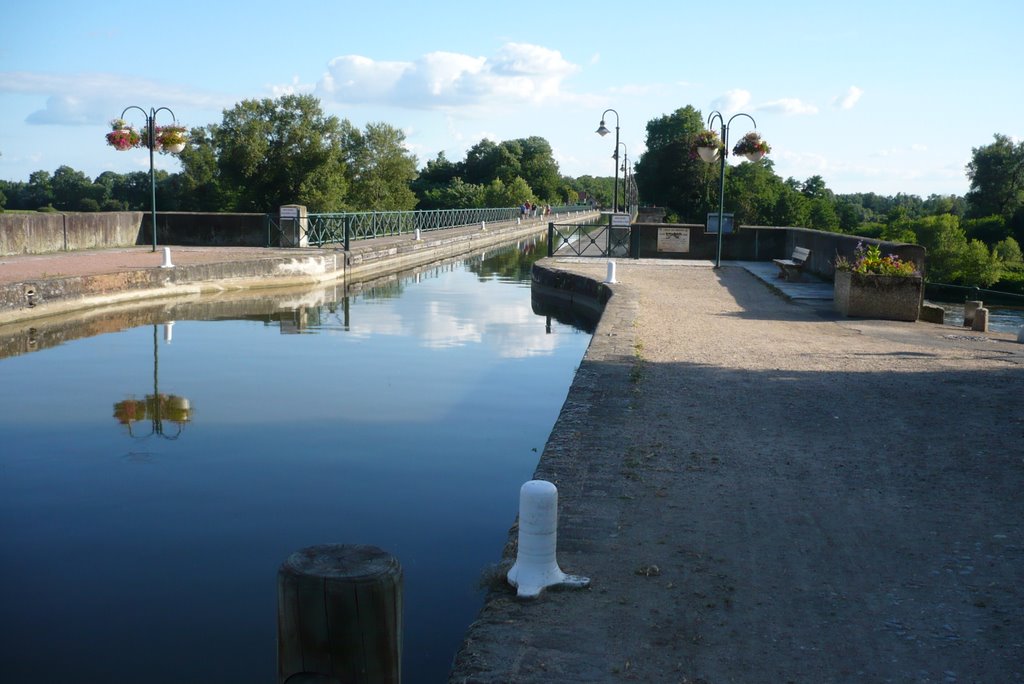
605;260;617;284
481;220;486;231
160;246;174;268
507;480;590;599
163;321;174;344
415;228;421;241
517;217;521;225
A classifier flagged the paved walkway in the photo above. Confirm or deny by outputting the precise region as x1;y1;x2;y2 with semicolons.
452;258;1024;683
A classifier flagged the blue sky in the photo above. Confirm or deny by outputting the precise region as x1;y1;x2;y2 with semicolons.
2;0;1020;198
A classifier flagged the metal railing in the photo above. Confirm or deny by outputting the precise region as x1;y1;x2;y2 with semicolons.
925;282;1024;307
548;218;633;258
304;205;589;248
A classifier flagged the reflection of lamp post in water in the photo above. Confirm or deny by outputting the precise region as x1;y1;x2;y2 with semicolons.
113;323;192;439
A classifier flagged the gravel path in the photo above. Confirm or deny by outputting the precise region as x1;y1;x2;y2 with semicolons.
451;260;1024;683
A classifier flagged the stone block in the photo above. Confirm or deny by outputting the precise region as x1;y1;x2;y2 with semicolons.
971;307;989;332
919;303;944;324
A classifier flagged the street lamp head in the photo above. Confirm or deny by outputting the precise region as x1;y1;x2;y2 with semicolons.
596;121;610;137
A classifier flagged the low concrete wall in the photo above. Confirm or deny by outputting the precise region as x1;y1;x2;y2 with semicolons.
0;211;267;255
142;212;267;247
0;212;144;255
631;223;926;279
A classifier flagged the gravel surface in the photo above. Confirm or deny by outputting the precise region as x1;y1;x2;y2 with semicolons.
451;260;1024;683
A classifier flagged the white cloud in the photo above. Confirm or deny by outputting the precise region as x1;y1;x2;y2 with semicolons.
314;43;579;109
710;89;751;114
755;98;819;115
270;75;315;97
0;71;229;126
589;53;601;65
832;85;864;110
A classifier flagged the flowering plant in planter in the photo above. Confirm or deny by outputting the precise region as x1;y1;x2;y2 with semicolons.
157;125;187;151
105;125;141;151
732;131;771;157
834;242;918;277
694;129;724;152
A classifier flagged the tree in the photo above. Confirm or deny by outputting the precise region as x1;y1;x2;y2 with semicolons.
965;134;1024;220
25;170;54;209
512;136;561;201
633;105;712;221
994;237;1022;265
807;197;840;232
484;177;533;208
174;126;223;211
50;165;100;210
342;122;418;211
213;94;348;211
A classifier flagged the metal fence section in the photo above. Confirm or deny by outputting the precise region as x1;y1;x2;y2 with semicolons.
547;218;633;258
299;206;588;248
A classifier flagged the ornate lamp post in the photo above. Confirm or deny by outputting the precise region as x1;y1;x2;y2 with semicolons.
117;106;181;252
595;109;620;213
700;110;760;269
616;142;630;215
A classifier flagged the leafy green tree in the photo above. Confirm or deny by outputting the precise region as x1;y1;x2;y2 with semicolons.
633;105;712;221
51;165;100;210
213;94;348;211
420;177;487;209
994;237;1022;265
174;126;223;211
965;133;1024;220
512;136;561;201
725;160;782;226
342;122;418;211
412;151;463;206
807;198;840;232
959;239;1004;287
909;214;969;283
26;170;54;209
772;186;808;227
463;139;507;186
484;177;533;207
800;175;830;200
566;175;614;207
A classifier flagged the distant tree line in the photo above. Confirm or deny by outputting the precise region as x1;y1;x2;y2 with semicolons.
0;94;608;217
3;96;1021;290
635;106;1024;290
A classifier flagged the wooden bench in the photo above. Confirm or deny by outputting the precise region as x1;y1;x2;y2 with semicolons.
773;247;810;281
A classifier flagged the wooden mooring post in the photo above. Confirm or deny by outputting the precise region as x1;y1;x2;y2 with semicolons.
277;544;402;684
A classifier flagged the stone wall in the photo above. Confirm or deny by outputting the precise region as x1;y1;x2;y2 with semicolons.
0;212;144;255
0;211;268;256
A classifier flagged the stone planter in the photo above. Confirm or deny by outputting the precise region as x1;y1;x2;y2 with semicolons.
833;270;923;321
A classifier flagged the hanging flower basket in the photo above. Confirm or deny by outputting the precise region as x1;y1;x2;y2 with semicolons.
105;119;141;151
157;125;188;154
105;127;141;151
693;129;724;163
732;131;771;162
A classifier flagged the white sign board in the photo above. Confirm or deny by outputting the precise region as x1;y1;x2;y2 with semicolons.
657;227;691;253
610;213;631;227
280;207;300;219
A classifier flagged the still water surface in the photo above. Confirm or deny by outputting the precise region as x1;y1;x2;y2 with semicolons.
0;241;592;683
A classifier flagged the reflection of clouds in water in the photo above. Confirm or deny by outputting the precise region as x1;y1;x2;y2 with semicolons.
344;303;409;338
420;300;482;349
338;275;558;358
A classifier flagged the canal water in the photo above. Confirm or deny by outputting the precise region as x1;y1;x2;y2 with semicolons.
0;239;593;683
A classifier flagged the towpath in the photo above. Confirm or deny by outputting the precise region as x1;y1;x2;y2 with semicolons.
451;258;1023;683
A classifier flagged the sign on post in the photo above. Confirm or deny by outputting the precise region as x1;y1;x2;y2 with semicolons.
706;213;735;234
